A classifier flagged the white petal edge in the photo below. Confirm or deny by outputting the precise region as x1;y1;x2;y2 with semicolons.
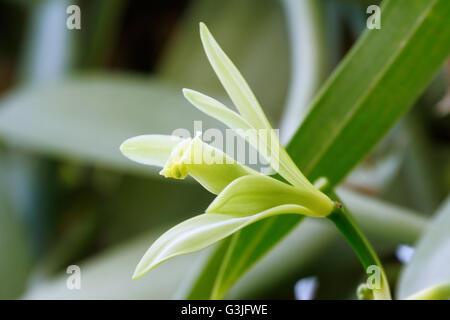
133;204;313;279
120;134;184;167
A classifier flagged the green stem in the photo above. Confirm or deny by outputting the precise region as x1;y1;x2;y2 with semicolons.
327;201;392;300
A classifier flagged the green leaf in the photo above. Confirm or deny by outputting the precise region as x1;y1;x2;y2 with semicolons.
0;186;31;299
287;0;450;186
0;74;223;175
397;196;450;299
132;205;311;280
185;0;450;298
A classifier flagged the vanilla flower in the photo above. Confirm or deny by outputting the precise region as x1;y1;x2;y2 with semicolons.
120;23;334;279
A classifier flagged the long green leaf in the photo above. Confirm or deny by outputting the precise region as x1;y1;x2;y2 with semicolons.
184;0;450;298
288;0;450;185
206;175;331;217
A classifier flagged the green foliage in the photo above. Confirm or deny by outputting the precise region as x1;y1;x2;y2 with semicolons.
288;0;450;186
184;0;450;298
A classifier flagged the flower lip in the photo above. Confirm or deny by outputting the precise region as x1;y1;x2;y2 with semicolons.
159;138;191;179
159;132;203;179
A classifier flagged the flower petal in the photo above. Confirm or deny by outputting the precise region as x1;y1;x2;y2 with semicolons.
121;134;258;195
133;204;312;279
120;134;183;167
199;22;271;131
206;175;333;217
183;88;254;133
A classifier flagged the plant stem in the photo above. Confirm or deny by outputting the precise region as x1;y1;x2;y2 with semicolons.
327;201;392;300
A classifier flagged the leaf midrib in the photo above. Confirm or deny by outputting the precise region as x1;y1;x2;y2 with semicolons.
301;0;439;177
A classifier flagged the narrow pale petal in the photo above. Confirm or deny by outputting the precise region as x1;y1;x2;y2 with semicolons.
133;204;312;279
180;137;259;194
183;88;313;188
183;88;254;134
199;22;271;131
196;24;313;188
120;134;183;167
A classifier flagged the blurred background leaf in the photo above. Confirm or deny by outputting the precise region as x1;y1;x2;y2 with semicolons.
24;228;211;299
0;74;225;175
0;182;31;299
397;196;450;299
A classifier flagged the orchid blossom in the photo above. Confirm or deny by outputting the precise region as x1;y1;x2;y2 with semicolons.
120;23;391;300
